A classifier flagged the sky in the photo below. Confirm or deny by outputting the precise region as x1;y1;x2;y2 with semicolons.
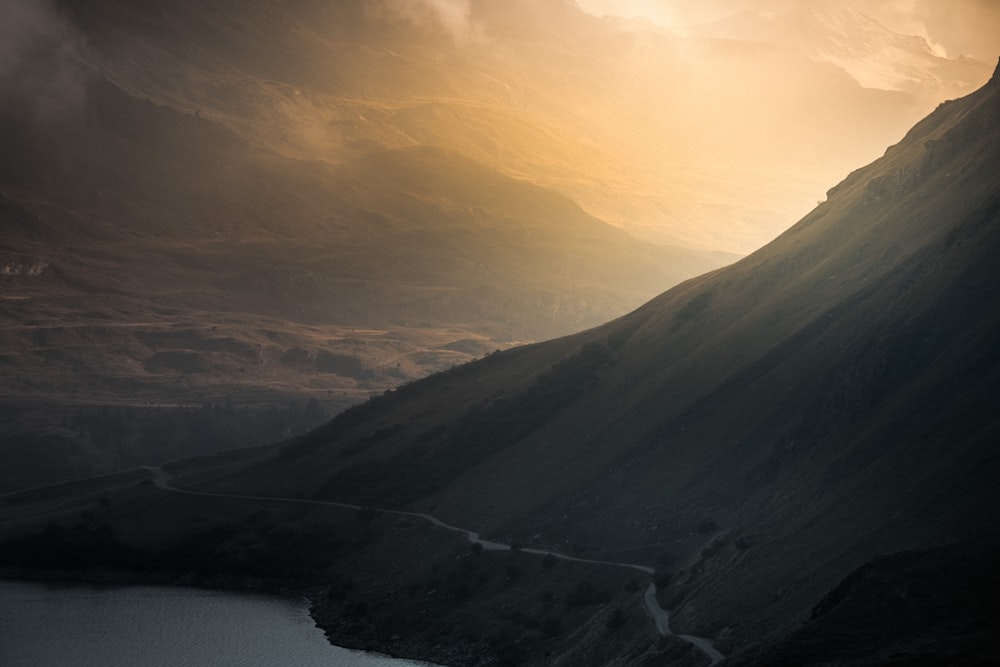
575;0;1000;63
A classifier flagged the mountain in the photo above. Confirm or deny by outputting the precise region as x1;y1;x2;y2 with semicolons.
3;47;998;667
2;0;983;449
0;75;725;395
6;0;953;491
42;0;986;252
169;59;1000;653
4;0;986;407
3;0;750;489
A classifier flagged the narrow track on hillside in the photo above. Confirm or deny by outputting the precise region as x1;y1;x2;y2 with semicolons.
143;466;724;664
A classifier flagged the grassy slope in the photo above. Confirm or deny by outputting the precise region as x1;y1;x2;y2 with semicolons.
0;18;736;492
172;62;1000;654
0;65;734;489
2;2;998;661
0;64;732;394
726;533;1000;666
1;58;996;667
0;0;965;488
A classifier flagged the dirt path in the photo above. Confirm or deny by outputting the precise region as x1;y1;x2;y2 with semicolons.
145;466;725;664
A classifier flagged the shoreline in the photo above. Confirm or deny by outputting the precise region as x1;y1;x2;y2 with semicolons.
0;568;456;666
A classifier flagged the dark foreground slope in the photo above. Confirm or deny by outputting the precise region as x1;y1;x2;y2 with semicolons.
180;60;1000;650
728;532;1000;666
2;61;999;667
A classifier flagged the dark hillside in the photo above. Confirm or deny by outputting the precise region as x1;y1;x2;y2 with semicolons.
172;59;1000;654
2;0;977;488
727;533;1000;665
2;5;998;662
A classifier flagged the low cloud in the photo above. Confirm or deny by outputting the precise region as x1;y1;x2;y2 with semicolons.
903;0;1000;61
576;0;1000;62
369;0;483;45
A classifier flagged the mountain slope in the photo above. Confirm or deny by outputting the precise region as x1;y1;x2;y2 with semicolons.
0;47;730;490
2;11;999;667
2;56;997;667
0;46;730;395
48;0;984;252
728;533;1000;666
171;59;1000;654
3;0;984;411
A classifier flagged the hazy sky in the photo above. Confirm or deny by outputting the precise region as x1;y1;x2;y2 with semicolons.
575;0;1000;62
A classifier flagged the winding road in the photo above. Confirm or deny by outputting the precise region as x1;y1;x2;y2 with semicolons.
144;466;724;664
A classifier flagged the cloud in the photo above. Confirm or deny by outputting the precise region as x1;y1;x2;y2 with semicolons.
907;0;1000;61
0;0;89;118
370;0;483;45
574;0;1000;61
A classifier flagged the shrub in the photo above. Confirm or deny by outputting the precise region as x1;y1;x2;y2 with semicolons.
697;518;718;534
541;615;563;637
565;580;595;607
606;607;626;632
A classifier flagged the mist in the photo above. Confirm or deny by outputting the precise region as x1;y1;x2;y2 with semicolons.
0;0;88;118
575;0;1000;62
369;0;484;44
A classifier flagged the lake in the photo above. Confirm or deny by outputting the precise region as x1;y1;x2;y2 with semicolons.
0;580;434;667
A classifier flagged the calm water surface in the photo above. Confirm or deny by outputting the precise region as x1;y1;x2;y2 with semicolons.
0;580;434;667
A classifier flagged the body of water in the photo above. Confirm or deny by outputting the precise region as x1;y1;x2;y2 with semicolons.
0;580;432;667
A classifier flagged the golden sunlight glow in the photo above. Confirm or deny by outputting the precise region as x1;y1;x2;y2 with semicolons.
331;0;997;254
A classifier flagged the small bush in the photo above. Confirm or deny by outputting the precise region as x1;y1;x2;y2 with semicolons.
541;615;563;637
565;580;596;607
606;607;626;632
654;571;673;589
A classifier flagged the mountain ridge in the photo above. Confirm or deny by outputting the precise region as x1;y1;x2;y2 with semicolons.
0;39;734;491
1;6;998;664
168;58;1000;652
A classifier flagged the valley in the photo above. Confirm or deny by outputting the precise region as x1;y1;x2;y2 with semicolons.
3;52;998;667
1;1;998;665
